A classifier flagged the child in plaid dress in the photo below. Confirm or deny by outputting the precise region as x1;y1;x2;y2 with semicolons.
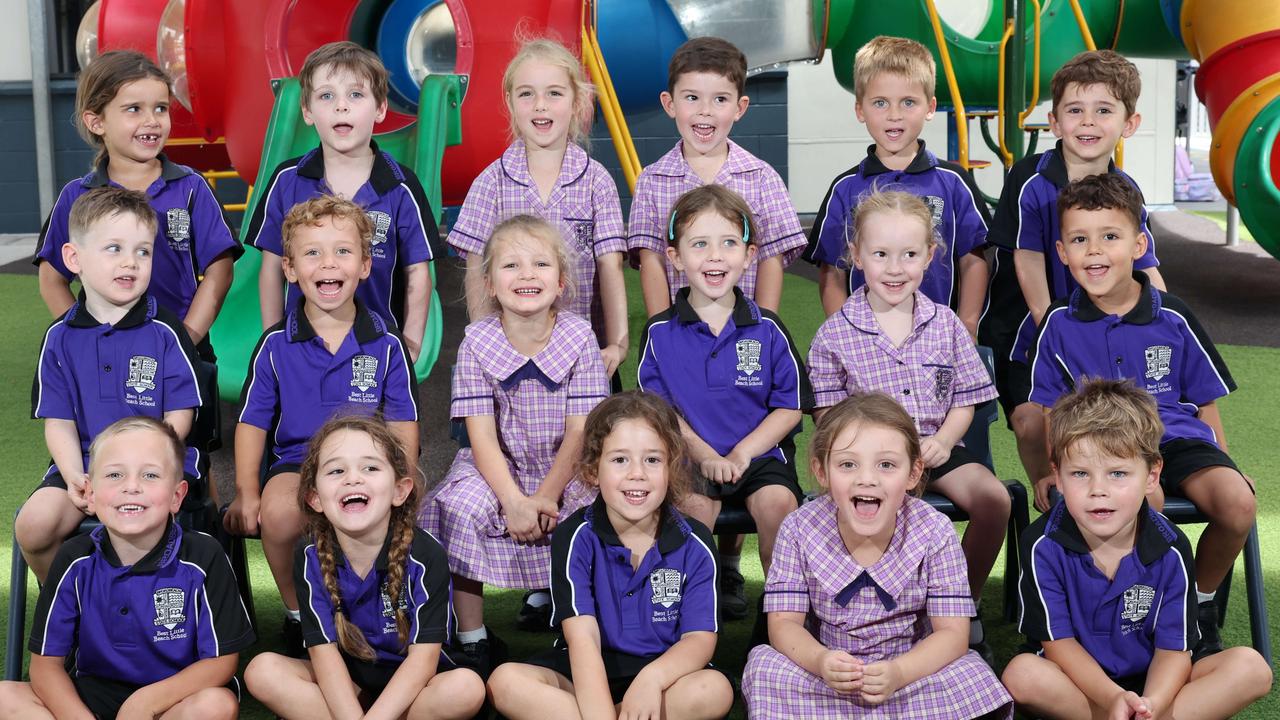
450;39;628;377
742;393;1011;719
807;190;1007;655
419;215;610;675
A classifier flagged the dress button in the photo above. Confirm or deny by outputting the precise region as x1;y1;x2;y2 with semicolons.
711;351;718;358
903;388;911;395
627;591;634;597
103;365;112;373
1116;357;1123;365
119;606;128;615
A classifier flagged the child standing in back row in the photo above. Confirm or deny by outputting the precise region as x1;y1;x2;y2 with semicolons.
451;38;629;380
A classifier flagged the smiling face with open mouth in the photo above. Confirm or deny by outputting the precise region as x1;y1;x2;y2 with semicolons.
87;427;187;548
302;65;387;157
594;418;670;532
667;209;754;304
855;71;936;166
486;231;565;318
84;77;172;167
814;421;923;551
507;60;576;152
661;71;749;161
308;429;414;541
1055;438;1159;550
852;210;934;313
283;215;371;314
1057;205;1147;312
1049;82;1140;167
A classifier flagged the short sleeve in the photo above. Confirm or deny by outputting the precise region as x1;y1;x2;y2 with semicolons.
802;173;853;267
1027;309;1073;408
753;167;806;265
295;544;339;647
449;335;495;419
549;515;596;626
27;539;88;656
394;167;439;264
590;166;627;256
1014;192;1049;252
806;324;851;409
923;513;977;617
238;329;282;429
156;314;203;413
379;333;420;422
1154;527;1199;652
189;175;243;270
32;323;74;420
1017;522;1074;643
763;314;813;411
194;539;255;656
761;514;810;614
635;318;671;401
408;531;452;645
1165;298;1235;405
448;165;502;257
675;519;719;635
33;182;79;279
947;311;998;408
243;160;295;256
947;165;992;257
565;331;609;417
627;171;667;255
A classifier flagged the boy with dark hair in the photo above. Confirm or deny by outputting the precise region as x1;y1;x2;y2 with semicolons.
979;49;1167;496
1027;173;1255;659
803;35;991;331
17;187;204;582
1004;379;1270;719
246;41;440;362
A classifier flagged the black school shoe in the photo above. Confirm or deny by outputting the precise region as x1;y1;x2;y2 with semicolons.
1193;600;1224;661
719;567;749;621
516;590;553;632
454;627;509;681
283;616;305;658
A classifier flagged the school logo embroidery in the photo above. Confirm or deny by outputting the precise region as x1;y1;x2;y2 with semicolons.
127;355;158;393
649;568;683;608
153;587;187;629
1121;584;1156;624
934;366;954;401
367;211;392;246
924;195;945;228
570;219;595;252
351;355;379;392
380;578;409;618
165;208;191;250
1145;346;1172;381
736;339;762;375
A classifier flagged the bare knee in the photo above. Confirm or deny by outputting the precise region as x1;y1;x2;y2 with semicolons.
169;687;237;720
1010;404;1045;440
0;681;41;720
668;670;734;720
747;486;797;524
244;653;288;701
1190;473;1257;534
258;496;303;541
427;669;485;718
1220;647;1274;699
487;663;531;703
15;497;74;553
1001;654;1049;702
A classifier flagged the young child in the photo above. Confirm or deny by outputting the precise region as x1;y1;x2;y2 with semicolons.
245;415;485;720
629;36;806;317
226;195;420;654
34;50;239;347
450;38;628;377
246;41;439;361
419;215;609;674
636;185;812;619
742;393;1011;718
0;417;254;720
18;187;205;583
807;190;1007;653
978;49;1166;495
1027;173;1257;660
804;35;990;331
1003;379;1272;719
488;391;735;720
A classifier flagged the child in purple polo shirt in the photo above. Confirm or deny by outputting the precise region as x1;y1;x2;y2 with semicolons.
742;393;1011;719
419;215;610;676
804;36;990;330
0;417;254;720
637;185;812;629
450;38;628;376
18;187;204;583
629;36;806;317
1027;173;1257;660
225;196;420;655
807;190;1006;656
247;42;439;361
978;50;1167;499
246;415;484;720
1004;379;1271;719
488;391;734;720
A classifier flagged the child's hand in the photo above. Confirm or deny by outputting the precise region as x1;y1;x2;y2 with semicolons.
503;494;547;543
531;492;561;535
223;494;261;536
1108;690;1152;720
1033;474;1058;512
859;659;905;705
600;344;625;377
725;449;751;479
65;473;91;514
819;649;863;694
700;456;738;485
618;672;664;720
919;437;952;469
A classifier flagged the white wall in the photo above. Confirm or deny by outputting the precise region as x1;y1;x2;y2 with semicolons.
0;0;32;82
787;51;1178;213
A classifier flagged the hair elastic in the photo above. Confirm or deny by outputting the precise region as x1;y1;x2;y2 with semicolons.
667;209;752;245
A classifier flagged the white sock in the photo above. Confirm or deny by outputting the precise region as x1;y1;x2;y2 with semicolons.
721;554;741;572
970;617;985;644
526;590;551;608
1197;588;1217;605
285;609;301;621
457;626;488;644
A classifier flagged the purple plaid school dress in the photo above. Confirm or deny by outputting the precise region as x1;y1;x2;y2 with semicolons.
626;140;806;301
419;311;610;588
742;496;1012;719
447;141;626;341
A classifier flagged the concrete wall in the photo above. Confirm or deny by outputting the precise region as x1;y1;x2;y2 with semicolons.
0;81;93;232
0;0;31;82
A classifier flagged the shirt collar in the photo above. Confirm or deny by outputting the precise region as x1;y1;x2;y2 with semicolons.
672;287;760;327
287;299;384;344
85;154;189;189
478;313;579;389
93;517;181;573
66;291;156;329
842;286;937;335
812;495;915;603
499;141;590;189
1041;140;1118;188
296;140;402;195
589;495;689;555
649;139;761;179
1068;271;1158;324
1045;499;1173;566
859;140;936;177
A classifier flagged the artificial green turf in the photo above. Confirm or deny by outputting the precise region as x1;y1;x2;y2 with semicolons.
0;271;1275;718
1185;209;1258;244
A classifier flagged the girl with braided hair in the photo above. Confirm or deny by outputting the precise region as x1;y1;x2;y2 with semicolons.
245;415;484;719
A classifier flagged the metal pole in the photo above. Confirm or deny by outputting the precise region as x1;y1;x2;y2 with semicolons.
27;0;55;218
1226;204;1240;247
1003;0;1027;165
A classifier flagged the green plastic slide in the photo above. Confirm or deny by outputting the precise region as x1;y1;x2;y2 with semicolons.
208;74;463;401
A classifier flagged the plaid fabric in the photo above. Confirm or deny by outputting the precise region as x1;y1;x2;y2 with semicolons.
418;311;608;587
744;495;1011;718
626;140;805;301
807;289;997;438
447;141;626;336
419;449;596;588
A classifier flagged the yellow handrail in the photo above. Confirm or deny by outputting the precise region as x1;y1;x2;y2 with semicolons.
923;0;972;169
580;4;641;193
1067;0;1098;50
167;136;226;147
996;19;1015;167
1019;0;1042;128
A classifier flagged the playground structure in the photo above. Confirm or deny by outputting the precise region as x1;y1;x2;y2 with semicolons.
74;0;1280;398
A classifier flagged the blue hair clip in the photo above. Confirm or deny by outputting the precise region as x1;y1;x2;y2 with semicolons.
668;210;678;243
668;209;752;244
